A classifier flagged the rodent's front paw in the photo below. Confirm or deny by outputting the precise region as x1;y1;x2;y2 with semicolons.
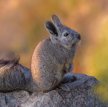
62;73;77;84
64;64;73;73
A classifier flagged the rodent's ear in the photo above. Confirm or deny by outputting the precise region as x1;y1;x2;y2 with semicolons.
45;21;58;36
51;15;62;27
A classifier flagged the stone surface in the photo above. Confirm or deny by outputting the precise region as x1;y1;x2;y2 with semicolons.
0;74;107;107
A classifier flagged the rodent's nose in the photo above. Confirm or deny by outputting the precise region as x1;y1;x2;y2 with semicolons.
76;34;81;40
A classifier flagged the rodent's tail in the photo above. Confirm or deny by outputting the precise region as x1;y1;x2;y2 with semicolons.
0;50;20;66
0;51;32;92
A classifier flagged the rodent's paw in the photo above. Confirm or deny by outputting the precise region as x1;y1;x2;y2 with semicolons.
59;73;77;91
62;73;77;84
64;64;73;73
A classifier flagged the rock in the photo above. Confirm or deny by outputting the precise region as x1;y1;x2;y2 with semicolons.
0;74;107;107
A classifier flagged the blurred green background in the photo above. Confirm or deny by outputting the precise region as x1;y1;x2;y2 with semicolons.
0;0;108;100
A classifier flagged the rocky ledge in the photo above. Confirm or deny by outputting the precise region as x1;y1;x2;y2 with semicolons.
0;74;107;107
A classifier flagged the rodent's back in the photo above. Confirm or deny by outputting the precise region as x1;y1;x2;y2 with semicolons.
31;38;65;91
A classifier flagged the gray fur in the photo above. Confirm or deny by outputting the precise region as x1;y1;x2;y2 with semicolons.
31;15;81;92
0;15;81;92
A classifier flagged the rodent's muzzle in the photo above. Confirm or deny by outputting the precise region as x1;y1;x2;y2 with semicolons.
76;34;81;40
71;33;81;47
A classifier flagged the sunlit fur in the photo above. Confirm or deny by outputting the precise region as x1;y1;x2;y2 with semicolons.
31;37;77;91
31;15;80;92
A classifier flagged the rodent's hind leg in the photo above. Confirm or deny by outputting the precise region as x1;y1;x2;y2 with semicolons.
62;73;77;84
57;73;77;91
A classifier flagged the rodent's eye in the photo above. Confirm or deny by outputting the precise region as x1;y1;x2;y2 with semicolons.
64;32;69;37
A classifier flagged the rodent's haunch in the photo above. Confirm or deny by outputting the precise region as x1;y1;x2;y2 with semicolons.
0;15;81;92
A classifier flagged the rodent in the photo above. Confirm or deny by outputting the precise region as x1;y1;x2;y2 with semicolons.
0;15;81;92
